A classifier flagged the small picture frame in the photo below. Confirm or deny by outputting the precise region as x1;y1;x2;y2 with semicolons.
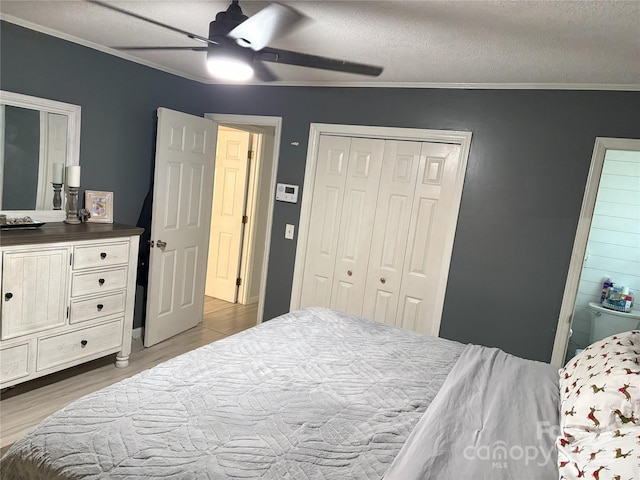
85;190;113;223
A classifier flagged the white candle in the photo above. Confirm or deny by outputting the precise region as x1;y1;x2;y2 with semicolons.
66;165;81;187
52;163;64;184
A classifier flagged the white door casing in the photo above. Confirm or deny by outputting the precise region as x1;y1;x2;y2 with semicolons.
292;124;471;338
550;137;640;367
205;126;251;303
204;114;282;324
144;108;215;347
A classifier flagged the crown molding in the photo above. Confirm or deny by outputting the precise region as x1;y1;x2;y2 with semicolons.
3;15;639;92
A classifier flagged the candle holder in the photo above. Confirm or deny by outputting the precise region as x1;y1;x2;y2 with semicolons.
52;183;63;210
64;186;81;224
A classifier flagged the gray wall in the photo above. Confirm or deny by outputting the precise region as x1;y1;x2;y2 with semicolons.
2;21;639;362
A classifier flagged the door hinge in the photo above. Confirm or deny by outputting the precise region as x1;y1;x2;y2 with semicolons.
67;306;69;319
248;150;254;160
69;253;73;265
236;277;242;286
242;215;248;224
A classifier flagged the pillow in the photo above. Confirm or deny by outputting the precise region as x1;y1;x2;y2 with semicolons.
557;427;639;480
558;330;639;440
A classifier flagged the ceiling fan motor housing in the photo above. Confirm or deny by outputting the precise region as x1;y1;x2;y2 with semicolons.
209;1;248;38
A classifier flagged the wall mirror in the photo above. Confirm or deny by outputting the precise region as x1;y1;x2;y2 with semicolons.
0;90;81;222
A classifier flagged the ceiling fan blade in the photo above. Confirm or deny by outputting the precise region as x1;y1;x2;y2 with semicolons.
88;0;215;45
257;47;383;77
228;3;305;51
252;61;279;82
116;46;208;52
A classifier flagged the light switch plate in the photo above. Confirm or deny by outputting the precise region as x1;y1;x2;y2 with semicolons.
285;224;295;240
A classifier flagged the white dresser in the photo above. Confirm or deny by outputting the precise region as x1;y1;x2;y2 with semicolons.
0;223;143;389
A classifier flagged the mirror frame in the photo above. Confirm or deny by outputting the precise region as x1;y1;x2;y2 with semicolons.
0;90;81;222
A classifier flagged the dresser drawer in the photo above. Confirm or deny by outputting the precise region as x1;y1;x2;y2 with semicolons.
73;242;130;270
1;342;30;384
70;291;126;324
37;319;123;371
71;267;127;297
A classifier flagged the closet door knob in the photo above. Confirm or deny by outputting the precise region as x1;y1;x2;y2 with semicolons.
347;270;353;276
98;278;105;286
4;292;13;301
380;278;386;284
97;304;104;311
100;252;107;259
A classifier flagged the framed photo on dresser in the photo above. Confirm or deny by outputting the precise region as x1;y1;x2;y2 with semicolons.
85;190;113;223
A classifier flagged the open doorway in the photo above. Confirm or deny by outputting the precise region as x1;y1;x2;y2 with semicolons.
551;138;640;367
203;114;281;325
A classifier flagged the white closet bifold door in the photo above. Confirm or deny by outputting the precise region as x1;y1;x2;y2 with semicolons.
330;137;385;316
362;140;422;326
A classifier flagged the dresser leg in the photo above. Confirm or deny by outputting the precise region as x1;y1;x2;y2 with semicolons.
115;355;129;368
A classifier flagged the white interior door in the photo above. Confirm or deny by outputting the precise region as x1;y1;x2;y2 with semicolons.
292;124;471;338
397;142;462;335
330;137;385;315
144;108;215;347
362;140;422;325
299;135;350;308
205;126;251;303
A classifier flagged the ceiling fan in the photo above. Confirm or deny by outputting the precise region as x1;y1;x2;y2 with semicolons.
88;0;384;81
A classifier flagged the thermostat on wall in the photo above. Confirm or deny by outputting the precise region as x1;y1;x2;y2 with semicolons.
276;183;299;203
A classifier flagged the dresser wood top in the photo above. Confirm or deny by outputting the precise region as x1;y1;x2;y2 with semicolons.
0;222;144;247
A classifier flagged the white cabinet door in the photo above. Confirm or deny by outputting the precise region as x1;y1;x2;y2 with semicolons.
362;140;422;325
1;248;68;339
330;137;385;315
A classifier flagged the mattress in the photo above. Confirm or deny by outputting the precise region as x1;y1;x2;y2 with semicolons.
1;307;467;479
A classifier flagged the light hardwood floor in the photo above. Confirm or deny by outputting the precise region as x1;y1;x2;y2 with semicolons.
0;297;258;454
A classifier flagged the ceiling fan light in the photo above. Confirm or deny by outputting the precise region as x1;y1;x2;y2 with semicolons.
206;54;254;81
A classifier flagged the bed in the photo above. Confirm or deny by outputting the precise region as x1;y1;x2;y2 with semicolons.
1;307;637;479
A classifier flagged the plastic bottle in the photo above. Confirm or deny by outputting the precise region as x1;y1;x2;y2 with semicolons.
601;278;613;303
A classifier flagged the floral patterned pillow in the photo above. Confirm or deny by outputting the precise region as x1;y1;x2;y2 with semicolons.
557;427;639;480
558;330;639;441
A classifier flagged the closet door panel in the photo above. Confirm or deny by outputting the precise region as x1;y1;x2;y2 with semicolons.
299;135;351;309
330;138;385;316
362;140;421;326
398;142;462;334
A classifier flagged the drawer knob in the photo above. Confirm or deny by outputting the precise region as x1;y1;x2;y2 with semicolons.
100;252;107;259
97;304;104;311
347;270;353;276
380;277;386;284
80;340;88;347
4;292;13;301
98;278;105;286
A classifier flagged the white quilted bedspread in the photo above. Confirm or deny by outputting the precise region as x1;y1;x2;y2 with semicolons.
1;307;464;479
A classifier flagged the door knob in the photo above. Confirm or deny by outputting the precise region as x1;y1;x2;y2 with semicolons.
156;240;167;249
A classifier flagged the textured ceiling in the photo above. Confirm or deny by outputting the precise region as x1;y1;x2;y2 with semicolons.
1;0;639;88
